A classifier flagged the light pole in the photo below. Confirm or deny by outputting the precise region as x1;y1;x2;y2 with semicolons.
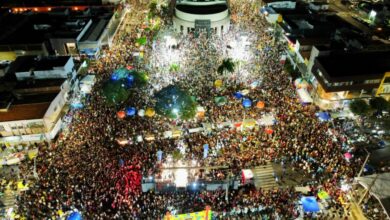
33;157;38;179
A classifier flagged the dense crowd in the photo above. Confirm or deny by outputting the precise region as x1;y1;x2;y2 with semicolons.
14;1;366;219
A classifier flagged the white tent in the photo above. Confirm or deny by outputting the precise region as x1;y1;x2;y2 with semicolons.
79;75;96;94
258;114;276;126
356;172;390;219
242;169;254;184
297;88;313;103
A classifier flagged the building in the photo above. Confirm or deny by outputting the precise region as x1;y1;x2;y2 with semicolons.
261;0;390;108
11;56;76;81
0;7;119;60
1;0;103;8
173;0;230;35
0;56;76;146
260;0;297;9
309;50;390;108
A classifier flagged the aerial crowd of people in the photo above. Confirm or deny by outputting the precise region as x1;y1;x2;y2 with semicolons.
14;1;368;219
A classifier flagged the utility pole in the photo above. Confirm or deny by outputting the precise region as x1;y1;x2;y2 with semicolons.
225;173;230;202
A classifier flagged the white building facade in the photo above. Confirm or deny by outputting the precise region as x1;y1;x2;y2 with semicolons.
173;0;230;35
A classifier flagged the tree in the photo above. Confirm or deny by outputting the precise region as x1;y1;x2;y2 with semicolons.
217;58;235;75
136;36;147;46
131;70;149;87
101;68;148;105
169;63;180;72
149;0;158;17
369;97;390;113
349;99;370;116
155;85;197;120
101;80;131;106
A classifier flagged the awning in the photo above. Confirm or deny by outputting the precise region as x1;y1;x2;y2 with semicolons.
297;88;313;103
242;169;254;184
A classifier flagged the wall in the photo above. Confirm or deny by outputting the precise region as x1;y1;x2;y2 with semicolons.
173;15;230;35
267;1;296;9
0;119;45;137
15;57;74;80
175;7;229;22
43;80;70;131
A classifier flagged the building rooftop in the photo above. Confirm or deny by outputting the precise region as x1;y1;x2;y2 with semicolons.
176;4;228;14
263;0;296;3
0;92;58;122
316;50;390;81
0;11;90;46
80;19;109;42
2;0;102;7
12;56;70;72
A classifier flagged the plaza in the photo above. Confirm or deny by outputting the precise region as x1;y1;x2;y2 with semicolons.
1;0;388;219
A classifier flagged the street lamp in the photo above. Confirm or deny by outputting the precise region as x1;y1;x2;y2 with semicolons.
172;108;179;118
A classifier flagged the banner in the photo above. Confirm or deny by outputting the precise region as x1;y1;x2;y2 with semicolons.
157;150;163;162
164;209;212;220
203;144;209;159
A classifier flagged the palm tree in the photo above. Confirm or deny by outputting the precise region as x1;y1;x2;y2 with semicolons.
217;58;235;75
349;99;370;116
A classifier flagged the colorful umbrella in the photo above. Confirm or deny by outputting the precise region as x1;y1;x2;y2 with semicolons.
242;99;252;108
138;109;145;117
117;111;126;119
256;101;265;109
125;107;136;116
214;79;223;88
265;128;274;134
145;108;156;117
214;96;227;106
233;92;243;99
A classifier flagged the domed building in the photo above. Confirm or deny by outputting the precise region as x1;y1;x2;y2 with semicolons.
173;0;230;36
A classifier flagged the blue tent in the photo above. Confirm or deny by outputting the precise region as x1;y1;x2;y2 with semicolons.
126;107;136;116
242;99;252;108
67;212;82;220
233;92;244;99
317;112;331;121
301;196;320;212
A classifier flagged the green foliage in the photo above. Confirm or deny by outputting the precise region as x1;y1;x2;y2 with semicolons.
132;71;149;87
369;97;390;112
217;58;235;75
149;1;158;16
136;36;147;46
155;85;197;120
169;63;180;72
349;99;370;116
101;80;131;105
172;149;183;161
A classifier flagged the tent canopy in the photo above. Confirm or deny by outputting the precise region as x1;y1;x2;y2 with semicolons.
301;196;320;212
317;112;331;121
297;88;313;103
